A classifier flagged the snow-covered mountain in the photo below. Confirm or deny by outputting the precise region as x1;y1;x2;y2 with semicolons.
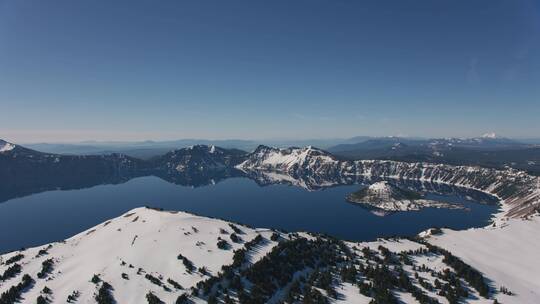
146;145;247;188
236;145;342;177
429;135;521;148
0;139;47;157
481;132;498;139
153;145;246;173
0;207;282;304
346;181;465;214
0;140;15;153
3;206;536;304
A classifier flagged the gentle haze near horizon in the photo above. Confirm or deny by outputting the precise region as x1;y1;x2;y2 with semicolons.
1;0;539;143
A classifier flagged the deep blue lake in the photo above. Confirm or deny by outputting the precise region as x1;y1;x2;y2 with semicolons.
0;176;498;253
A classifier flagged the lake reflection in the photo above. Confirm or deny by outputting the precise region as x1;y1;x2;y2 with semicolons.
0;174;497;253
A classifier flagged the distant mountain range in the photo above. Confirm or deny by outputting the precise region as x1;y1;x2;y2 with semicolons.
3;135;540;178
22;138;364;159
329;134;528;153
20;135;540;161
326;135;540;175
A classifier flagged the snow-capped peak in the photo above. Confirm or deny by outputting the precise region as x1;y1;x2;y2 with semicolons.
367;181;392;192
0;140;16;153
481;132;498;139
237;145;338;173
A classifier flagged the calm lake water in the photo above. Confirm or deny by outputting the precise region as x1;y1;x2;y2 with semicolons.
0;176;498;253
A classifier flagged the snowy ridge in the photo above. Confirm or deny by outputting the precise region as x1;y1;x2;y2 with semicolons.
236;145;340;176
0;207;281;304
0;140;15;153
1;207;535;303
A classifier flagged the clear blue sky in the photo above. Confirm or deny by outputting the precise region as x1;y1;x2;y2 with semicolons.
1;0;539;142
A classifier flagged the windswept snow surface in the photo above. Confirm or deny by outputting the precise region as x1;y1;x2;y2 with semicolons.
0;207;280;304
426;217;540;304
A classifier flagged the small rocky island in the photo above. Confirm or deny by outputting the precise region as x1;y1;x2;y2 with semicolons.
347;181;466;214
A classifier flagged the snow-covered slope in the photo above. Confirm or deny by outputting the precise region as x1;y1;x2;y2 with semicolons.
3;207;532;304
0;207;281;304
347;181;465;213
426;217;540;304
